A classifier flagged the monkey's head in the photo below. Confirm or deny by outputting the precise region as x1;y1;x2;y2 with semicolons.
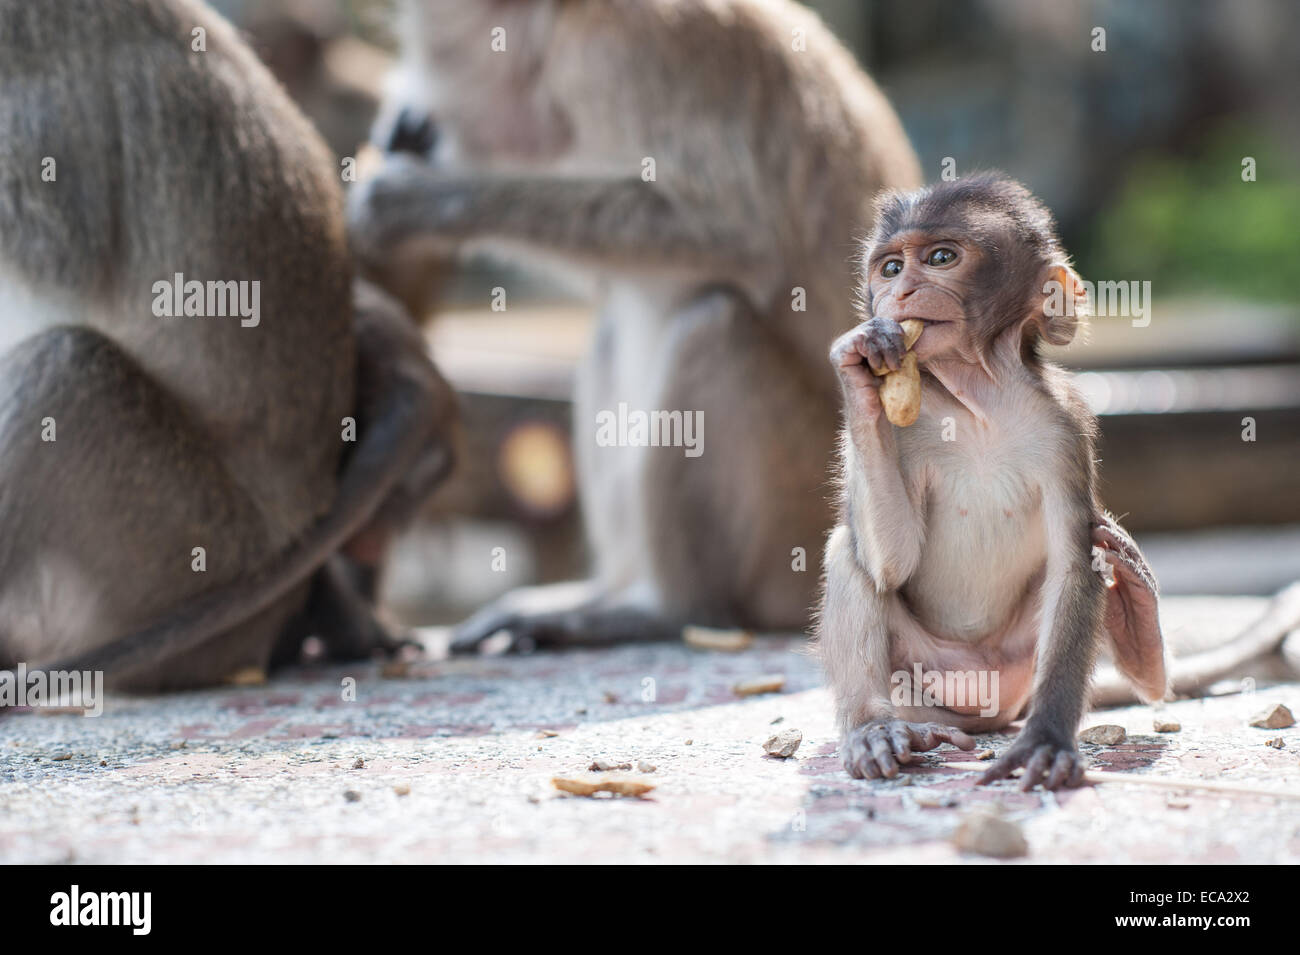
860;172;1089;365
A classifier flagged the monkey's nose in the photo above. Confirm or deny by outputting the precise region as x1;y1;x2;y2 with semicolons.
385;107;437;157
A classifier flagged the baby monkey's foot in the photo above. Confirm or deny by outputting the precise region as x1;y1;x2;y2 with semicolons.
980;729;1086;791
843;719;976;780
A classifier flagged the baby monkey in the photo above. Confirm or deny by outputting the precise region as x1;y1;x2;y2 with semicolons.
820;174;1165;791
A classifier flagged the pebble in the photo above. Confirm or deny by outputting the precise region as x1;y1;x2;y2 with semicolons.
381;660;411;679
352;757;365;769
913;790;956;809
682;626;754;652
1078;724;1126;745
636;761;657;773
1265;737;1285;749
393;784;411;796
733;675;785;697
343;790;361;803
1249;704;1295;729
1153;718;1181;733
552;776;655;798
226;667;267;687
589;758;632;772
952;811;1028;858
762;729;803;758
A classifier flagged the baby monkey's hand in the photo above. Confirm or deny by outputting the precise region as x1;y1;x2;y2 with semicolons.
843;718;976;780
829;317;908;423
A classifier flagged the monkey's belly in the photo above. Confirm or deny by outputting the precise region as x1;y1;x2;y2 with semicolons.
907;479;1048;640
886;593;1039;730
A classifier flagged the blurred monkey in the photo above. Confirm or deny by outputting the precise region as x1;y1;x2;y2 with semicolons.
349;0;922;651
0;0;454;690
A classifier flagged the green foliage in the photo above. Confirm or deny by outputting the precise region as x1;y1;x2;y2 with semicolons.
1078;123;1300;306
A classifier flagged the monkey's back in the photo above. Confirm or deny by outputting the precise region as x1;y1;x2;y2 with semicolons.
0;0;353;537
550;0;922;361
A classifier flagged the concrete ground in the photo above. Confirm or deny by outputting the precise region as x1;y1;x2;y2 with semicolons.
1;594;1297;864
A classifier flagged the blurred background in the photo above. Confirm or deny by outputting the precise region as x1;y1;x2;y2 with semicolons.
212;0;1300;622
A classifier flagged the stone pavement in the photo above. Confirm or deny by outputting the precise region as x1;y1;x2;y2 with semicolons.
1;595;1297;864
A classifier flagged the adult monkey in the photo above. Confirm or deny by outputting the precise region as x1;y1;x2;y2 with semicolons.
349;0;922;651
0;0;454;690
822;174;1164;791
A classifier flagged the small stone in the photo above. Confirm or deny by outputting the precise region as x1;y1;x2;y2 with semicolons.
636;761;657;773
682;625;754;652
99;760;107;767
602;691;619;704
1079;724;1126;745
914;790;956;809
762;729;803;758
53;753;72;761
226;666;267;686
952;811;1028;858
1166;796;1190;809
393;784;411;796
352;757;365;769
552;776;655;798
575;706;588;715
1249;703;1295;729
589;758;633;772
1153;718;1181;733
343;790;362;803
733;674;785;697
770;716;785;725
684;739;693;746
381;659;411;679
1265;737;1285;749
976;749;996;761
536;730;559;739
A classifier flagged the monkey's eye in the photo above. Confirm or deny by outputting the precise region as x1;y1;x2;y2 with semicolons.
926;248;958;267
881;259;903;278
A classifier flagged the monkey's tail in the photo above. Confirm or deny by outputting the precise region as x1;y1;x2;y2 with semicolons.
35;363;444;682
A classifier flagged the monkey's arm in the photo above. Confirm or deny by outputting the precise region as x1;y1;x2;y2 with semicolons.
348;161;769;276
982;484;1104;791
830;321;925;590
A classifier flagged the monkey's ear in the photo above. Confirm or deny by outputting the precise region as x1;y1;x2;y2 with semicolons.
1033;264;1089;346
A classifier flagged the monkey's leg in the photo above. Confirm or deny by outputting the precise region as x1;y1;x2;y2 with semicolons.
274;555;409;666
280;280;458;665
638;289;837;629
981;493;1105;791
450;289;835;653
0;327;298;690
819;527;976;779
1091;510;1166;701
450;581;678;654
